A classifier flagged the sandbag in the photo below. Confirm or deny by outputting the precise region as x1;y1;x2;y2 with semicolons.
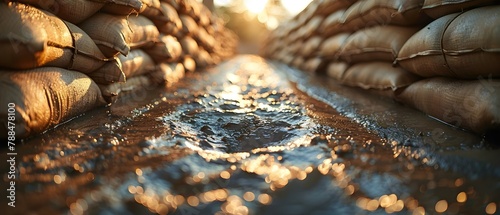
314;0;355;16
0;3;108;72
151;2;183;36
163;0;181;11
317;33;350;59
87;59;126;84
341;0;428;31
300;36;323;58
78;13;159;57
298;16;324;40
301;57;324;73
341;62;422;90
101;0;143;15
178;0;202;19
183;56;197;73
422;0;498;19
194;49;214;68
292;57;305;69
441;6;500;78
339;25;419;63
14;0;104;24
149;63;185;84
99;76;152;103
397;77;500;134
292;0;319;30
0;68;105;138
179;14;199;36
140;0;163;18
143;34;182;63
395;13;459;77
195;28;216;52
319;10;346;37
198;7;212;27
117;49;156;79
326;62;349;80
397;6;500;79
180;36;200;58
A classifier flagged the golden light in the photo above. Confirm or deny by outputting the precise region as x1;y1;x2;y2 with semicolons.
281;0;313;15
244;0;268;14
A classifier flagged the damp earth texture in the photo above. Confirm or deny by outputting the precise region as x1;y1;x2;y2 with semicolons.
1;55;499;215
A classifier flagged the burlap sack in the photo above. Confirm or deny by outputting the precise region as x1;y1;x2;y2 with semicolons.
140;0;163;18
282;54;295;65
286;41;303;56
0;68;105;138
326;62;349;80
301;57;324;73
78;13;159;57
442;6;500;78
149;62;185;84
341;0;428;32
0;3;108;72
317;33;350;59
300;36;323;58
397;77;500;134
183;56;197;73
319;10;347;37
144;34;182;63
291;57;305;69
14;0;104;24
299;16;324;41
117;49;156;79
179;14;199;36
178;0;202;19
314;0;355;16
151;2;183;36
422;0;497;19
396;13;459;77
163;0;181;11
341;62;422;90
101;0;143;15
99;76;152;103
199;7;212;27
195;49;215;68
87;59;126;84
339;26;419;63
397;6;500;79
179;36;200;58
292;0;319;29
195;27;216;52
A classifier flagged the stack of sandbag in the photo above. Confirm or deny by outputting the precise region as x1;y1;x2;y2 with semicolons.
78;0;238;102
263;0;428;97
0;0;237;139
394;3;500;134
0;2;112;138
263;0;500;134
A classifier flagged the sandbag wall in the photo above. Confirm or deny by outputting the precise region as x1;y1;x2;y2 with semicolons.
263;0;500;134
0;0;238;139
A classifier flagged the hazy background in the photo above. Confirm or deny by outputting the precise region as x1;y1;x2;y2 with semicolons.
200;0;313;53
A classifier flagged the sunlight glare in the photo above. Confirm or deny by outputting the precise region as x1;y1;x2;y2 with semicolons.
281;0;312;15
214;0;231;7
244;0;268;14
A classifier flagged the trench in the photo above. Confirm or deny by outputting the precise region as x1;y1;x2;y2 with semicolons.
1;55;499;215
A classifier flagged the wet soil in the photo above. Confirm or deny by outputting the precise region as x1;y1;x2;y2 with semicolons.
1;55;499;215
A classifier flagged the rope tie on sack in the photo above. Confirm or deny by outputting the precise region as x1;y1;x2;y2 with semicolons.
62;20;114;71
439;11;465;77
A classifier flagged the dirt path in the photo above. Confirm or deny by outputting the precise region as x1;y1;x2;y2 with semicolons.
1;55;499;215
